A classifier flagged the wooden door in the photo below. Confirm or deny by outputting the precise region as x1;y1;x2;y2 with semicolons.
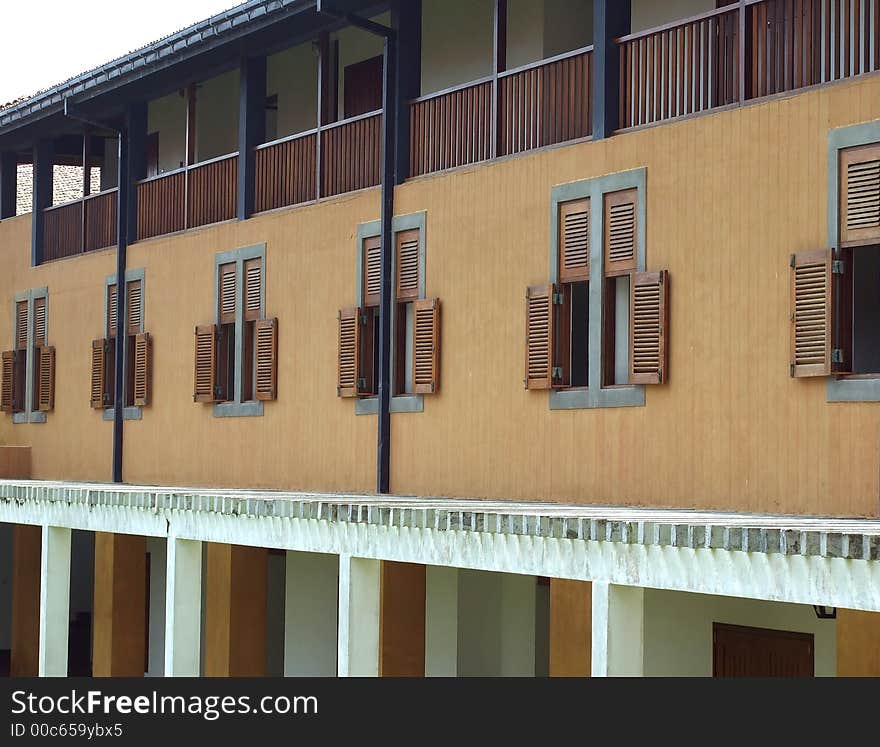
713;623;814;677
344;55;383;119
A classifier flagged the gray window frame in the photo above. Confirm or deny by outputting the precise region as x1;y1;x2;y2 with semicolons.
213;243;266;418
826;121;880;402
549;168;647;410
354;211;427;416
102;268;146;422
12;287;49;424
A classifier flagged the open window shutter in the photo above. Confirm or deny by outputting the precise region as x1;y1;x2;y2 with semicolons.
338;308;361;398
15;301;27;349
33;297;47;348
244;258;262;322
604;189;637;275
127;280;143;335
38;346;55;412
90;339;107;409
219;263;237;324
630;271;669;385
525;284;556;390
395;229;420;301
1;351;15;413
413;298;440;394
790;249;833;378
363;236;381;307
108;284;118;337
840;143;880;245
559;198;590;282
255;318;278;401
194;324;219;403
133;333;152;407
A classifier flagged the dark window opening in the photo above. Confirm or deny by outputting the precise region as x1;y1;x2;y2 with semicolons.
125;335;136;408
242;320;256;402
11;354;25;413
602;274;631;387
360;307;379;396
394;302;414;396
217;323;236;402
567;281;590;389
105;338;117;408
846;244;880;375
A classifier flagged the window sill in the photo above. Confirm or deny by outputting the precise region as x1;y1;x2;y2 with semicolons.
827;376;880;402
549;386;645;410
12;411;47;424
355;395;424;416
102;407;143;421
213;401;264;418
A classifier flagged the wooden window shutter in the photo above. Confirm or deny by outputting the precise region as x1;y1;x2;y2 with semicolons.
194;324;219;402
363;236;381;307
133;333;152;407
525;284;556;390
338;308;361;398
559;198;590;282
630;271;669;385
413;298;440;394
90;339;108;409
127;280;143;335
604;189;637;275
219;263;237;324
37;346;55;412
15;301;27;349
395;229;420;301
244;257;262;322
255;318;278;401
1;350;15;413
790;249;833;378
840;143;880;245
33;297;47;347
108;284;118;337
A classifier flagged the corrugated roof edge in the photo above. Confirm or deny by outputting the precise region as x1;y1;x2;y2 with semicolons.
0;0;311;133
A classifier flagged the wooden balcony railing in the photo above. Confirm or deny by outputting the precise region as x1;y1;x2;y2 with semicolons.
410;48;593;178
43;189;118;262
137;153;237;240
255;130;317;213
618;0;880;129
320;111;382;198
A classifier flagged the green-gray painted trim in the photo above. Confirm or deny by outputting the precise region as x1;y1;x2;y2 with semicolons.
103;267;147;421
548;168;647;411
826;120;880;403
213;243;267;418
354;212;428;416
12;287;49;425
102;406;143;422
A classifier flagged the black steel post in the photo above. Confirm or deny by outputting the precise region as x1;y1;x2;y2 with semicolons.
112;125;129;484
0;151;17;220
592;0;631;140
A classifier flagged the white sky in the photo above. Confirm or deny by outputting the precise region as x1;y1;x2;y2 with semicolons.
0;0;242;104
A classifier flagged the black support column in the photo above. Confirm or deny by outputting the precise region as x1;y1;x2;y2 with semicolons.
0;151;17;219
592;0;631;140
391;0;421;184
238;55;267;221
126;102;147;246
31;140;53;266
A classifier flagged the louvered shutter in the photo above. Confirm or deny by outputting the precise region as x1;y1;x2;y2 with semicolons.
338;308;361;398
604;189;637;275
194;324;219;403
244;258;262;322
841;143;880;245
15;301;27;350
559;198;590;282
37;346;55;412
133;333;152;407
1;350;15;413
219;263;237;324
413;298;440;394
790;249;833;378
108;284;118;337
127;280;143;335
525;284;556;390
396;229;420;301
363;236;381;307
630;271;669;385
90;339;107;409
254;318;278;401
33;297;47;347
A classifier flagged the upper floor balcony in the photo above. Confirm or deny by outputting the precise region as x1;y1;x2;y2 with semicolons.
0;0;877;263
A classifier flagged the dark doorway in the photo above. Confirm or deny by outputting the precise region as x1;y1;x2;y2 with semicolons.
344;55;384;119
713;623;814;677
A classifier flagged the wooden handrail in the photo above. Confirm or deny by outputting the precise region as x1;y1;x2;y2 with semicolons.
44;187;120;213
616;5;739;44
319;109;382;132
255;127;319;152
498;45;594;80
411;75;495;105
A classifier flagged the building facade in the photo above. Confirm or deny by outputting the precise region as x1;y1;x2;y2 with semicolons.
1;0;880;677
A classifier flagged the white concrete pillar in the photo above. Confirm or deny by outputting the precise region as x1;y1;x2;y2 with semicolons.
337;554;380;677
285;551;338;677
163;537;202;677
146;538;166;677
591;583;644;677
500;573;536;677
425;566;459;677
38;525;71;677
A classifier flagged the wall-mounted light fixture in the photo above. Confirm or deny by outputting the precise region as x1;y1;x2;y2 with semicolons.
813;605;837;619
